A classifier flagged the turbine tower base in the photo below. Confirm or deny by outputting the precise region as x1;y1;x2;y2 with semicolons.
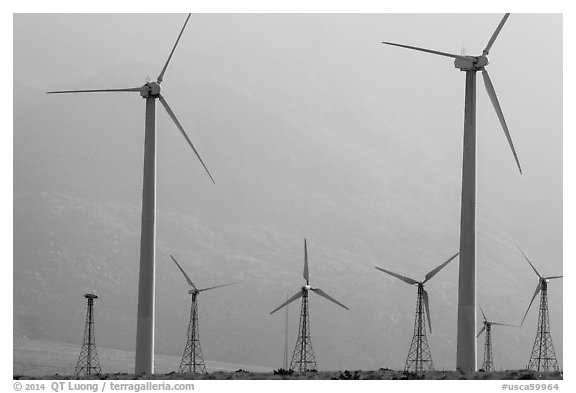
290;291;317;372
179;294;207;374
404;285;434;373
528;283;559;372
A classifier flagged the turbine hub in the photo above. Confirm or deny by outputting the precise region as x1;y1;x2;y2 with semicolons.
140;82;161;98
303;285;311;291
454;55;489;71
188;289;199;295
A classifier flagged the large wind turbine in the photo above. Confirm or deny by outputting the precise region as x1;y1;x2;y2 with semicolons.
383;14;522;372
170;255;235;374
375;252;459;372
518;247;562;372
47;14;215;375
270;239;349;372
477;306;514;372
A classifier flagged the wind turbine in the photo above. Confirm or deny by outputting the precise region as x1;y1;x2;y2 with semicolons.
382;13;522;372
47;14;215;375
477;306;514;372
170;255;235;374
518;247;562;372
270;239;349;372
375;252;459;372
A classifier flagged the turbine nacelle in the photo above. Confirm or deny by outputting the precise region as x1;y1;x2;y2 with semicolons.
188;289;199;295
454;55;489;71
140;82;162;98
539;277;549;291
303;285;312;291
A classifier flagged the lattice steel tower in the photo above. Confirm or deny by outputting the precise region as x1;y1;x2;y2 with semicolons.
75;293;102;376
481;323;494;372
170;255;235;374
518;247;562;373
527;279;559;372
179;292;206;374
405;284;434;372
270;239;349;372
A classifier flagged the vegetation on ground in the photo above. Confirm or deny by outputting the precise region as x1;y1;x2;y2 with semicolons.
14;369;563;381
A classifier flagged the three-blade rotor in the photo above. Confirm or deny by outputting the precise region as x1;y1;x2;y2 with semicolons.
375;252;459;333
374;252;459;286
382;13;522;174
47;13;215;184
270;239;349;314
517;246;563;325
170;254;235;295
477;305;514;337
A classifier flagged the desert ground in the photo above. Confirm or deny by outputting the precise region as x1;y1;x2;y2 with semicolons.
14;369;563;381
14;338;562;380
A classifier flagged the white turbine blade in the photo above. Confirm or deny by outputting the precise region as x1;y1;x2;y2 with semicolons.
382;41;469;61
158;95;215;184
492;322;515;327
516;245;542;278
47;87;141;94
304;239;310;285
545;275;563;280
157;13;191;84
521;282;542;325
479;305;488;322
483;13;511;56
374;266;418;286
198;282;236;292
170;255;197;290
270;291;303;314
482;69;522;174
311;288;349;310
423;252;459;283
422;289;432;333
477;325;486;338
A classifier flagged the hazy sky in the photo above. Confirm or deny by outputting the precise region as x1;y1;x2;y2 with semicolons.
14;13;562;256
12;12;563;373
